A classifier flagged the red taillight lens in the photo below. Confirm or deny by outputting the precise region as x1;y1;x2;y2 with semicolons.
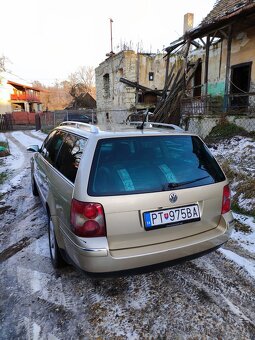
221;185;231;214
84;204;98;219
71;199;106;237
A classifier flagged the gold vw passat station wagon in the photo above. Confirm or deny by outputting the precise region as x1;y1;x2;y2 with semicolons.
29;121;234;273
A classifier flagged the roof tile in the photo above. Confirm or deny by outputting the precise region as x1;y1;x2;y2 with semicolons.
201;0;255;25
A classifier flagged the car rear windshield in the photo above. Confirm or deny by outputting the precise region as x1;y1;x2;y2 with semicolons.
88;135;225;196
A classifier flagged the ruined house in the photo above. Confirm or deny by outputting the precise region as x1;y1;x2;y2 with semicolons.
163;0;255;136
95;50;166;123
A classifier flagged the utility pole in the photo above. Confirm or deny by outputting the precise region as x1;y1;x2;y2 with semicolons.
106;18;114;57
110;18;113;53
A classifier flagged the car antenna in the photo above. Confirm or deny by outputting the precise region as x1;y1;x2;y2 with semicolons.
136;108;150;130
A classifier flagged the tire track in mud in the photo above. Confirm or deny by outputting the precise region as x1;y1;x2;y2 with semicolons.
83;252;255;338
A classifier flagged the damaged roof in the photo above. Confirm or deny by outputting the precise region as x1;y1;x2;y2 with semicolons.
201;0;255;26
166;0;255;52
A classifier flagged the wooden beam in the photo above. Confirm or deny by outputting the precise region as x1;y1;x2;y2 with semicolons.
164;53;170;88
119;77;163;96
219;29;228;39
224;24;233;113
204;35;210;98
199;37;206;47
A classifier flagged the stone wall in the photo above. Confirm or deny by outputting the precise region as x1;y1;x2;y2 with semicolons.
95;50;166;124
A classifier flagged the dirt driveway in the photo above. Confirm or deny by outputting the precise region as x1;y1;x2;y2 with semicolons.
0;131;255;339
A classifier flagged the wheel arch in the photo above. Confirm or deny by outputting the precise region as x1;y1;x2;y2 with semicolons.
46;201;65;249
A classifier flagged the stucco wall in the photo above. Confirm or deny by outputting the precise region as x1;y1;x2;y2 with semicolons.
183;25;255;100
0;76;12;114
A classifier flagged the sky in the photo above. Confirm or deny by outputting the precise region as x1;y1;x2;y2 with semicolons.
1;0;216;86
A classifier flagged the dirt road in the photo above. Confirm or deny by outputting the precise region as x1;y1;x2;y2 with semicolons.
0;131;255;339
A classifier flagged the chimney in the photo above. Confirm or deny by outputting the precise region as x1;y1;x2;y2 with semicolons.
183;13;194;34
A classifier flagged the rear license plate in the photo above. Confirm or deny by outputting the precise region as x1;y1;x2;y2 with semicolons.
143;204;200;230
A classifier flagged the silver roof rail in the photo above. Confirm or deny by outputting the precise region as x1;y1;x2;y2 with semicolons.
59;121;99;134
129;121;184;131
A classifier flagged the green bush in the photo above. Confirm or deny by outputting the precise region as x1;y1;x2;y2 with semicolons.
207;120;248;140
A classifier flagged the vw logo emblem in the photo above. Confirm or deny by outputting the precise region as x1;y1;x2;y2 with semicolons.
169;193;178;203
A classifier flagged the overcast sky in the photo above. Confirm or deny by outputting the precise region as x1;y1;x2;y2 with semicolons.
1;0;216;85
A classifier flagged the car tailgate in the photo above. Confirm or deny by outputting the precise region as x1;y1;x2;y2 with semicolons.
98;182;225;250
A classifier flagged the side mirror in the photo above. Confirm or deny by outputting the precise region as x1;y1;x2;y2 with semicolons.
27;145;40;152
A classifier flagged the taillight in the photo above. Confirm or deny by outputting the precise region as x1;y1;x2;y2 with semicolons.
71;199;106;237
221;185;231;214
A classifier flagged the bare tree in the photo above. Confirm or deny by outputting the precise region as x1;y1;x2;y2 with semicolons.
31;66;96;111
32;80;72;111
0;55;10;72
67;66;96;108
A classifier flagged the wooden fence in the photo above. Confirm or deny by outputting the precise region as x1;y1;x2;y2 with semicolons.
0;114;13;131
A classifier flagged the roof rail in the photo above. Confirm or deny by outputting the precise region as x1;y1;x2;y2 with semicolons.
129;121;184;131
59;121;99;133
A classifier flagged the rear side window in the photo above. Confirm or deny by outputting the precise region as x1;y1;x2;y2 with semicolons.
41;130;65;165
56;134;87;183
88;136;225;196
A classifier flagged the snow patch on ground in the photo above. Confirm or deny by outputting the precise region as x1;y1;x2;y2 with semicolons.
220;248;255;279
0;132;7;142
11;131;43;148
0;130;44;196
29;130;47;140
1;138;24;172
0;169;27;195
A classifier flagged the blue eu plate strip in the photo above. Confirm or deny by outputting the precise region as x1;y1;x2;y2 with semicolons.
144;213;152;228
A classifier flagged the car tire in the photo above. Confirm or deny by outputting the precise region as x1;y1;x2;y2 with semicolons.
48;215;65;268
32;176;39;196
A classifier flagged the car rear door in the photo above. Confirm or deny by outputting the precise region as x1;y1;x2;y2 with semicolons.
88;135;226;251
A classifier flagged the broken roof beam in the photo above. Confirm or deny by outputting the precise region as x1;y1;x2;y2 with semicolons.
190;40;201;48
119;77;163;96
165;38;185;54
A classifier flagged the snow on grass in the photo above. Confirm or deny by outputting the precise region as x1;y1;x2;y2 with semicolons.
237;194;255;215
232;212;255;254
219;248;255;279
209;137;255;278
210;137;255;173
209;136;255;216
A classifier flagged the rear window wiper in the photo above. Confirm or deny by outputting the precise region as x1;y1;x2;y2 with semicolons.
163;176;210;190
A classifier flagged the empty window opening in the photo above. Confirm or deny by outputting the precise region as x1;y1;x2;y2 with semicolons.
193;62;202;97
230;62;252;109
103;73;110;98
149;72;154;81
138;93;144;103
118;68;123;77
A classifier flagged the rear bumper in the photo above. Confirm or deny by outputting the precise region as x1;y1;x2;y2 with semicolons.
62;216;234;273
